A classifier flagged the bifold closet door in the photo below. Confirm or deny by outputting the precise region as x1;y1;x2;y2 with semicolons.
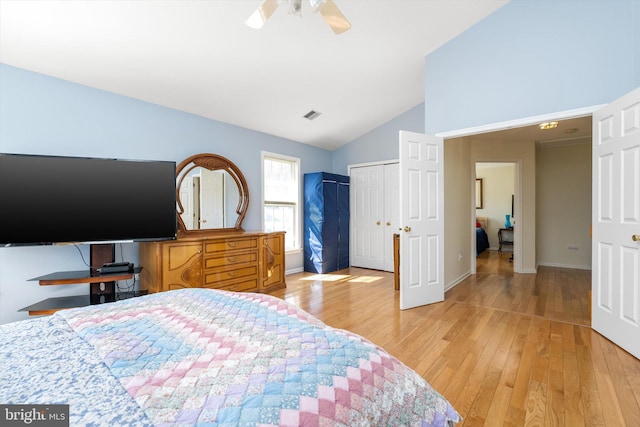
350;165;385;270
383;163;400;272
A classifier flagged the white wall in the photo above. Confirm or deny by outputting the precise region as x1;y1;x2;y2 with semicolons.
536;142;592;269
476;163;515;249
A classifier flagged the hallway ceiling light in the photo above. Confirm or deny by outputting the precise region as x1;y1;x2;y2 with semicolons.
539;121;559;130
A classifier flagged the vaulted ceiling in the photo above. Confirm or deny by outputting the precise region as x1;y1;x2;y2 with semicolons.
0;0;509;150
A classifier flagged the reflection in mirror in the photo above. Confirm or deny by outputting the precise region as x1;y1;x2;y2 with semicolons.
176;154;249;235
179;169;240;229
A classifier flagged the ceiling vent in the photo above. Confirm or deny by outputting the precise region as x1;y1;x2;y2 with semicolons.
303;110;322;120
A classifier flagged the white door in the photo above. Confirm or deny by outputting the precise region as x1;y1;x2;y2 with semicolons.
592;87;640;359
180;176;194;229
383;163;400;272
350;165;385;269
399;131;444;310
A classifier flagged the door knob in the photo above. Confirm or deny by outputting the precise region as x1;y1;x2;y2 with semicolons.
403;226;411;232
633;235;640;242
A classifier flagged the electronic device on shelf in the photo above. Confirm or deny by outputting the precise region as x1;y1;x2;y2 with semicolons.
98;262;134;274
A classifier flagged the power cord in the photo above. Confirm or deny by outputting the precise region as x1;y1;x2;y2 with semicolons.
73;244;91;268
116;243;136;294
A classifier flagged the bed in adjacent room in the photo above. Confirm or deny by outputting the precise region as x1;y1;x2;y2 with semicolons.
0;288;461;426
476;217;490;255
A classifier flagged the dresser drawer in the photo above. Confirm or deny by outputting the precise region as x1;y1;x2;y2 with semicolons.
204;252;257;269
204;237;258;254
204;265;258;285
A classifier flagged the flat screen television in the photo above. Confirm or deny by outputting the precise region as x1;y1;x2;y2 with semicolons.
0;153;177;246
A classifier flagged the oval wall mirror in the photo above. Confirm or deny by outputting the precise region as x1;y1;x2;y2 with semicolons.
175;153;249;235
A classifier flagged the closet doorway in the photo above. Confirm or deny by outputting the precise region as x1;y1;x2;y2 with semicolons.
349;161;399;272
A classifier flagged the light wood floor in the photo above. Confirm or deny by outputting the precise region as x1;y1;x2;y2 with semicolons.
271;253;640;426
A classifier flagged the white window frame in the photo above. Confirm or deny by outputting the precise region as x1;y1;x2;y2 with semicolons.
261;151;301;253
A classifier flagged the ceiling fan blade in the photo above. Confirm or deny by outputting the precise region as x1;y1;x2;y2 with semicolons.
316;0;350;34
246;0;280;29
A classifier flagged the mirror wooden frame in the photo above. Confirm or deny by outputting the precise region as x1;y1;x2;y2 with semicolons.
175;153;249;236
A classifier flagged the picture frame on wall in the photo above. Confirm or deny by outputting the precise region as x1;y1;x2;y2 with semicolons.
475;178;483;209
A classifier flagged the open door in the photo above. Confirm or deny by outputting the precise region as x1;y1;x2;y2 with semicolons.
592;87;640;359
399;131;444;310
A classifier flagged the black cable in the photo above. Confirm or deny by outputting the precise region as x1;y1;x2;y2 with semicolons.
73;244;91;267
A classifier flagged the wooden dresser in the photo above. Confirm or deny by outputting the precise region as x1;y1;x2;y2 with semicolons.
139;231;285;294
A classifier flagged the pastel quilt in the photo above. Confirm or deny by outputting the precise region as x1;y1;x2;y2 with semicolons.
2;288;460;426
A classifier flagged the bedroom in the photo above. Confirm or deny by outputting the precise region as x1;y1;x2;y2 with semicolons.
1;0;640;425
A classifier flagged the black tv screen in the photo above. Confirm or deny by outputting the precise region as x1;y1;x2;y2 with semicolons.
0;153;177;246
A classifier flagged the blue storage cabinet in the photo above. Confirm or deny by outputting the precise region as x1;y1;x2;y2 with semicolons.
304;172;350;273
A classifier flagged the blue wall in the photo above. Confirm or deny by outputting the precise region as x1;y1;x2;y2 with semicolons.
331;103;424;175
424;0;640;134
0;63;332;323
0;64;332;231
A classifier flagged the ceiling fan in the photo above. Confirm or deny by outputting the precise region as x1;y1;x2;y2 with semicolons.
246;0;351;34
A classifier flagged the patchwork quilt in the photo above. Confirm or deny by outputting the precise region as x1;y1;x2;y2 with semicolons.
1;288;460;426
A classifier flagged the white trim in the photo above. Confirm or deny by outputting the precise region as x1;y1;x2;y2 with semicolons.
261;151;302;251
445;271;471;292
537;262;591;271
347;159;399;173
285;267;304;275
436;105;605;139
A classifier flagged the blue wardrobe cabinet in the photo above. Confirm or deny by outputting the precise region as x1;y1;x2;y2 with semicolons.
303;172;350;273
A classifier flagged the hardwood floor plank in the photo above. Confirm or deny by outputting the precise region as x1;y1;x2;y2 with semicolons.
601;336;640;426
274;257;640;426
562;341;583;415
484;384;513;427
524;380;547;426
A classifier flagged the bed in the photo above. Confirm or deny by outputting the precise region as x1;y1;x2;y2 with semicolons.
476;217;490;255
0;288;461;426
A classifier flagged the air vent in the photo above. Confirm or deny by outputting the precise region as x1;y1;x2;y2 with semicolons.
303;110;322;120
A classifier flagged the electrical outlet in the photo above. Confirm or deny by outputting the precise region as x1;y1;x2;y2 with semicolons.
458;251;463;261
134;273;140;281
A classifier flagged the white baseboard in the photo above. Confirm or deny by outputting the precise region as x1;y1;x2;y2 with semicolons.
286;267;304;275
536;262;591;271
446;271;471;292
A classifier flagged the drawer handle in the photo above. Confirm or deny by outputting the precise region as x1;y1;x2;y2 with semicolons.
228;242;239;248
228;257;238;263
228;271;238;277
228;286;238;291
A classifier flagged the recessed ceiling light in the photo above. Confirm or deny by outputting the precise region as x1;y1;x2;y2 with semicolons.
539;121;559;130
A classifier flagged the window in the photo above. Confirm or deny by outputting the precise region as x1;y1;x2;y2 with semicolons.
263;153;300;251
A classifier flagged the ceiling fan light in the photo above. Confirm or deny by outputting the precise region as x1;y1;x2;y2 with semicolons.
309;0;326;12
